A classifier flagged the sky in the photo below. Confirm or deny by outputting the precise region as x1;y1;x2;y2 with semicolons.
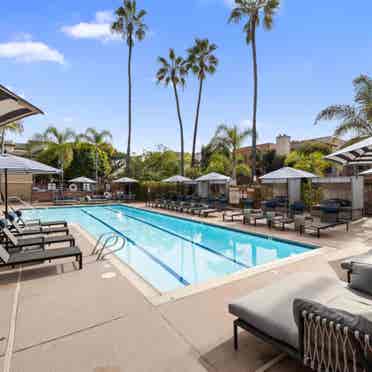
0;0;371;154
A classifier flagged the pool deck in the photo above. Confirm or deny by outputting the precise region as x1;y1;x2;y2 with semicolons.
1;202;372;371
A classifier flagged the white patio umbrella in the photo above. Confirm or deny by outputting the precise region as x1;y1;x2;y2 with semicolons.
195;172;231;199
68;177;96;184
162;175;191;183
0;84;43;127
325;137;372;166
113;177;138;195
0;154;61;214
359;169;372;176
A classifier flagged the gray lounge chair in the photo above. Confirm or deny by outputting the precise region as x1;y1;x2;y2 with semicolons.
223;210;244;222
9;210;67;229
229;272;372;371
9;220;69;236
341;249;372;283
2;228;75;251
304;220;349;238
0;243;82;270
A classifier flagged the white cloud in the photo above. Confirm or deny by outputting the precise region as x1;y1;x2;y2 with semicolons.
0;40;65;64
61;10;120;42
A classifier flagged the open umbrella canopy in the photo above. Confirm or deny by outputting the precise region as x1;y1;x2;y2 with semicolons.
0;154;61;174
162;175;192;183
0;84;43;127
260;167;318;183
359;168;372;176
325;137;372;166
69;177;96;184
113;177;138;184
195;172;231;183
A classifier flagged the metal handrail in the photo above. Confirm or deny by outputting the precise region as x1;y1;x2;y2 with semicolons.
91;232;126;261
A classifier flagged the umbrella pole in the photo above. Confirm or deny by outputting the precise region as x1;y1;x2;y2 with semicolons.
5;169;8;216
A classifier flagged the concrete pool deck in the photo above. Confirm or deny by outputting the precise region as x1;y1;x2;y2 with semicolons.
1;203;372;371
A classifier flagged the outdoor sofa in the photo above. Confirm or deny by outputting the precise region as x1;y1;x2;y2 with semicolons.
229;271;372;371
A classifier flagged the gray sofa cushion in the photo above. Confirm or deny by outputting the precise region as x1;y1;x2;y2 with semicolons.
229;273;345;349
341;250;372;271
349;262;372;296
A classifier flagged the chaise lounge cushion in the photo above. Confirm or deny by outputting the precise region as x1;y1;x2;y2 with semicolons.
229;273;352;349
348;262;372;296
341;250;372;271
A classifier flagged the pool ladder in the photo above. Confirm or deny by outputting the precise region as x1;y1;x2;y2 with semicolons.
91;232;127;261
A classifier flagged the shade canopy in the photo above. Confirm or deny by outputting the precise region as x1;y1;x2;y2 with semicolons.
0;154;61;174
260;167;318;183
162;175;192;183
69;177;96;184
195;172;231;183
325;137;372;166
113;177;138;184
0;84;43;127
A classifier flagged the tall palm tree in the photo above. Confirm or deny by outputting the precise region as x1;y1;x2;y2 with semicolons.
156;49;187;176
111;0;147;176
32;127;76;193
79;128;113;182
229;0;280;181
212;124;253;183
315;74;372;137
186;39;218;168
0;121;24;154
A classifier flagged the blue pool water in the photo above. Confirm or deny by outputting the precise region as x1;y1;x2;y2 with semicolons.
23;205;315;292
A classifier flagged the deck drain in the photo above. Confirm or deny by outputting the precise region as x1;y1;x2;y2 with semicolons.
101;272;117;279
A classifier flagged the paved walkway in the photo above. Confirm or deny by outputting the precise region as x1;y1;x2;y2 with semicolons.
0;208;371;372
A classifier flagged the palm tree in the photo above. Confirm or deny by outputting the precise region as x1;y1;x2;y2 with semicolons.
0;121;24;154
186;39;218;168
212;124;253;183
315;74;372;137
229;0;280;181
79;128;113;182
156;49;187;176
32;127;76;193
111;0;147;176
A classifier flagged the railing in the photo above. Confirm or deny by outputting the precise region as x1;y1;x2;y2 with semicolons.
91;232;126;261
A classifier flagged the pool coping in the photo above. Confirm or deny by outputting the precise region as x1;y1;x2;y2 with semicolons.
25;204;332;306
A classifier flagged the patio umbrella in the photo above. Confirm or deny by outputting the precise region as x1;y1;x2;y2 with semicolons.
359;169;372;176
260;167;318;206
0;154;61;214
162;175;191;183
68;177;96;184
324;137;372;166
0;84;43;127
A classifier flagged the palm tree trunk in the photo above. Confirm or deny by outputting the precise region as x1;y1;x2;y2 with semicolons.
95;146;98;183
191;78;204;168
251;21;258;183
126;39;133;177
172;81;185;176
232;146;237;185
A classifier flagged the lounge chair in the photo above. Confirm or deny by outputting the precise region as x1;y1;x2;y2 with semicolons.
223;209;244;222
0;243;82;270
196;207;220;218
9;210;67;229
2;228;75;251
243;209;267;226
270;215;294;231
229;272;372;371
8;219;69;236
304;220;349;238
340;249;372;283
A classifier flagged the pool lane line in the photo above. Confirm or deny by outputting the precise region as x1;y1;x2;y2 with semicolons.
105;207;249;269
81;209;190;286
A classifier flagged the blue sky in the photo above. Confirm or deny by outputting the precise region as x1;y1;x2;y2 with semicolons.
1;0;371;153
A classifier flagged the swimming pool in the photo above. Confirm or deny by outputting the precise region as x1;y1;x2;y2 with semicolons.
23;205;316;292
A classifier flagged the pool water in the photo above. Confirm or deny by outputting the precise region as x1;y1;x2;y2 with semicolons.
23;205;315;292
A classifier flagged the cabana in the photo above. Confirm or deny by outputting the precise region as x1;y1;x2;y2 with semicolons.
113;177;138;200
195;172;231;199
68;177;96;192
260;167;318;205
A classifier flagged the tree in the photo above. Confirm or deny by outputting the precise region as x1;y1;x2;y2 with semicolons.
261;149;285;173
229;0;280;181
315;75;372;138
285;151;332;176
0;121;24;154
212;123;252;183
111;0;147;176
186;39;218;167
79;128;113;182
32;127;76;190
156;49;187;175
